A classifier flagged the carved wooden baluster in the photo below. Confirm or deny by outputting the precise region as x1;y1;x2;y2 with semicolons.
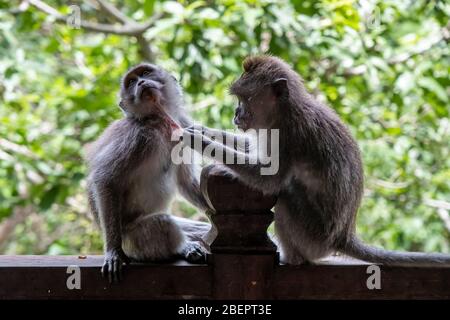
200;165;278;299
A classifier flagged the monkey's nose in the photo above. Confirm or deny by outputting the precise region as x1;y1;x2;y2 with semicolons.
138;79;146;86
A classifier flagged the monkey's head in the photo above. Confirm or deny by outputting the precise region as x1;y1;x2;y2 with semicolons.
119;63;182;119
230;55;301;130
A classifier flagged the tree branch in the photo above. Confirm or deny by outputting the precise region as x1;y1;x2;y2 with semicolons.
28;0;162;36
424;198;450;233
391;22;449;65
0;138;39;159
94;0;136;25
0;206;33;251
336;23;450;77
136;34;155;62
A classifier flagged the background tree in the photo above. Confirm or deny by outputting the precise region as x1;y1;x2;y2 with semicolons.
0;0;449;255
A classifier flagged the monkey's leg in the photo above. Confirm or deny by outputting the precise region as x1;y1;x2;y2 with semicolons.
95;184;130;283
274;199;333;265
172;216;216;252
171;216;212;261
172;216;211;241
122;213;207;263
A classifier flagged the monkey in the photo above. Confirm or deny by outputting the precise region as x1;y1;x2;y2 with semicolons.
183;55;450;267
86;63;212;283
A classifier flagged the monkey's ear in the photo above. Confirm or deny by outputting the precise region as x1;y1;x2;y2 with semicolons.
272;78;288;97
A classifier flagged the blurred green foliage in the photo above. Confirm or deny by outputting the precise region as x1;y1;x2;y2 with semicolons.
0;0;449;255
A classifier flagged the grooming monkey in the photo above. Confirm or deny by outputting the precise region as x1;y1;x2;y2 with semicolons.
86;63;211;283
184;55;450;266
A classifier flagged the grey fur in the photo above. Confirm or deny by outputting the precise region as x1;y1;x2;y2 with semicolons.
86;63;209;282
185;55;450;267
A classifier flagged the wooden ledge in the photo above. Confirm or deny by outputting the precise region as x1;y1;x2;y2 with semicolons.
1;255;449;300
0;255;211;300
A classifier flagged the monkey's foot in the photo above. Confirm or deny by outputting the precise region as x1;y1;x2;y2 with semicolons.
182;241;207;264
101;248;130;283
280;252;312;265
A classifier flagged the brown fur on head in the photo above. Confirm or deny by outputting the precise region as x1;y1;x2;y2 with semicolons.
229;55;304;131
119;63;183;120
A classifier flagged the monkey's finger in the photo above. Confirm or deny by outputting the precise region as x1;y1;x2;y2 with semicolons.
192;124;203;130
186;124;203;132
184;127;199;135
183;129;194;137
186;127;203;135
113;260;121;283
101;263;108;278
108;261;113;284
185;130;205;142
117;260;123;282
119;262;124;281
118;263;124;282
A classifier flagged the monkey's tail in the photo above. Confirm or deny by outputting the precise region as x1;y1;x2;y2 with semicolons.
340;237;450;267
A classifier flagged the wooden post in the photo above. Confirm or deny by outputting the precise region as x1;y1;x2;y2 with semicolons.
200;165;278;299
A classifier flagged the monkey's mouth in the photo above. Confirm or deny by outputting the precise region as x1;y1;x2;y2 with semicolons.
237;123;249;131
135;82;164;101
234;116;251;131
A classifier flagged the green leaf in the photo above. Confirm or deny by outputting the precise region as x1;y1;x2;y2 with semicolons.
418;77;449;103
39;186;60;210
143;0;155;16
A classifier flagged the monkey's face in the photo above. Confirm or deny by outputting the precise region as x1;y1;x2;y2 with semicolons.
233;89;278;131
232;75;286;131
231;56;291;131
119;64;170;118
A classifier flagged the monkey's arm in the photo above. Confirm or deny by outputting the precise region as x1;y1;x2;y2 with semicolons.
187;125;250;152
176;163;209;211
95;183;129;283
184;129;281;194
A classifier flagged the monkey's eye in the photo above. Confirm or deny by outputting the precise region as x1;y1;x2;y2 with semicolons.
239;96;251;104
142;70;153;77
128;79;137;88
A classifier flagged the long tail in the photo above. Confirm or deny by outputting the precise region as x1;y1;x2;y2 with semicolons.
340;236;450;267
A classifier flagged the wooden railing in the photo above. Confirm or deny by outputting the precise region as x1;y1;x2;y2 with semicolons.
0;165;449;299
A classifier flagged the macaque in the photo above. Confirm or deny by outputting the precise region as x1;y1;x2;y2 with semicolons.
86;63;211;283
183;55;450;267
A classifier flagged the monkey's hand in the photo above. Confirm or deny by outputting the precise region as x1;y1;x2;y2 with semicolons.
182;127;213;153
102;247;130;283
185;124;207;135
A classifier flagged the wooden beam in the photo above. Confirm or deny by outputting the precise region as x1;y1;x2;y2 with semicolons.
1;255;449;299
275;259;450;299
0;255;211;300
